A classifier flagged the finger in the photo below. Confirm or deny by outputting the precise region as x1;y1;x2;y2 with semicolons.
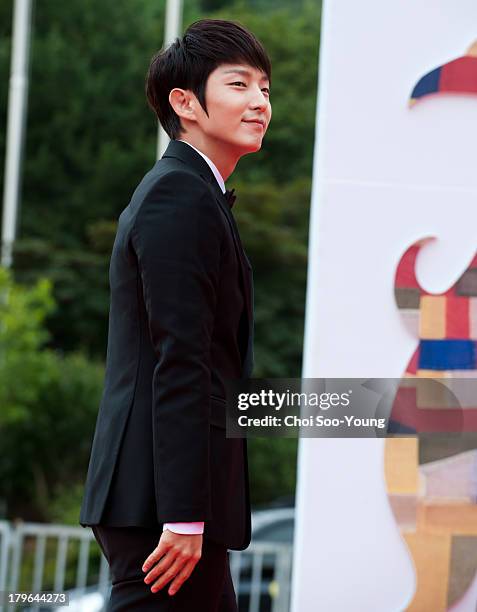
144;549;178;585
150;556;185;593
142;538;171;573
167;559;198;596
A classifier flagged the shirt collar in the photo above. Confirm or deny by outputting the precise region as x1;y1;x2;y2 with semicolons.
177;140;226;194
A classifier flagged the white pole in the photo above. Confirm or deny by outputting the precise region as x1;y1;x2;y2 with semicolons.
156;0;183;161
1;0;33;269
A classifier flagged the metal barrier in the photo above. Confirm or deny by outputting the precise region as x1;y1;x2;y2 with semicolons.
0;521;292;612
0;521;109;612
230;541;292;612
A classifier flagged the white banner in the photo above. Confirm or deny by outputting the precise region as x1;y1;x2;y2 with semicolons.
292;1;477;610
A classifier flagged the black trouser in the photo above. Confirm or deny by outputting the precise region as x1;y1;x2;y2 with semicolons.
92;525;238;612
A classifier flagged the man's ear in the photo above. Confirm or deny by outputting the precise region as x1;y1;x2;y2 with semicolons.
169;88;197;124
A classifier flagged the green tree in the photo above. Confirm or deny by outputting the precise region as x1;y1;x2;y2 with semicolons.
0;267;104;521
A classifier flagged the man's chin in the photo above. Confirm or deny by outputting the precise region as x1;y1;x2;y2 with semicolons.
225;136;263;158
239;139;263;154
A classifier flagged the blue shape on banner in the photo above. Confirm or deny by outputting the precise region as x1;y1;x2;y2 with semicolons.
418;339;476;370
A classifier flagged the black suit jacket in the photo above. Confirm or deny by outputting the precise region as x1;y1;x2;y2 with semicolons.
79;139;253;551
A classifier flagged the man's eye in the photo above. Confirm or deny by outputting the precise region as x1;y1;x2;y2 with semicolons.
230;82;270;95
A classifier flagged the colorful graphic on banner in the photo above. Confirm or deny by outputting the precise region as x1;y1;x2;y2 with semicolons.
410;41;477;106
292;4;477;609
387;239;477;611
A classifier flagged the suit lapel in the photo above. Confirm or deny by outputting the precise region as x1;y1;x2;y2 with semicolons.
161;140;254;377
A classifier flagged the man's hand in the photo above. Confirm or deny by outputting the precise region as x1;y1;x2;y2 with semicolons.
142;530;203;597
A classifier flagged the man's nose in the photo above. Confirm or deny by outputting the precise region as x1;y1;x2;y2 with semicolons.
249;86;269;110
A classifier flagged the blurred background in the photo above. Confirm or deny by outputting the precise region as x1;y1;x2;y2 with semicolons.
0;0;320;608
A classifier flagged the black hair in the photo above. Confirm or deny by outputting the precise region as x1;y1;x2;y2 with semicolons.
145;18;272;140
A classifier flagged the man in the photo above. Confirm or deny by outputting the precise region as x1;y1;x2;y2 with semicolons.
79;18;272;611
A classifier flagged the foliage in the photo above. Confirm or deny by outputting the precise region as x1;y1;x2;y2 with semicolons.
0;267;104;521
12;225;114;354
233;177;310;377
0;266;56;420
248;438;298;507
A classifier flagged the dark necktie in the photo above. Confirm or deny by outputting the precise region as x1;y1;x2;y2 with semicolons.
224;188;236;209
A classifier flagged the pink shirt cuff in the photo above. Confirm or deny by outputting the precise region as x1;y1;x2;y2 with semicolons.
163;522;204;535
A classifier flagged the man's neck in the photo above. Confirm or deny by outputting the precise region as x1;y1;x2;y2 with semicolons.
177;135;238;182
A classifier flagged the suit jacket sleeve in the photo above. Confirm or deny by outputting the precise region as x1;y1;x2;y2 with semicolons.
130;170;222;522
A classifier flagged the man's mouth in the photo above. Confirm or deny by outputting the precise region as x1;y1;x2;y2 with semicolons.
242;119;265;129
